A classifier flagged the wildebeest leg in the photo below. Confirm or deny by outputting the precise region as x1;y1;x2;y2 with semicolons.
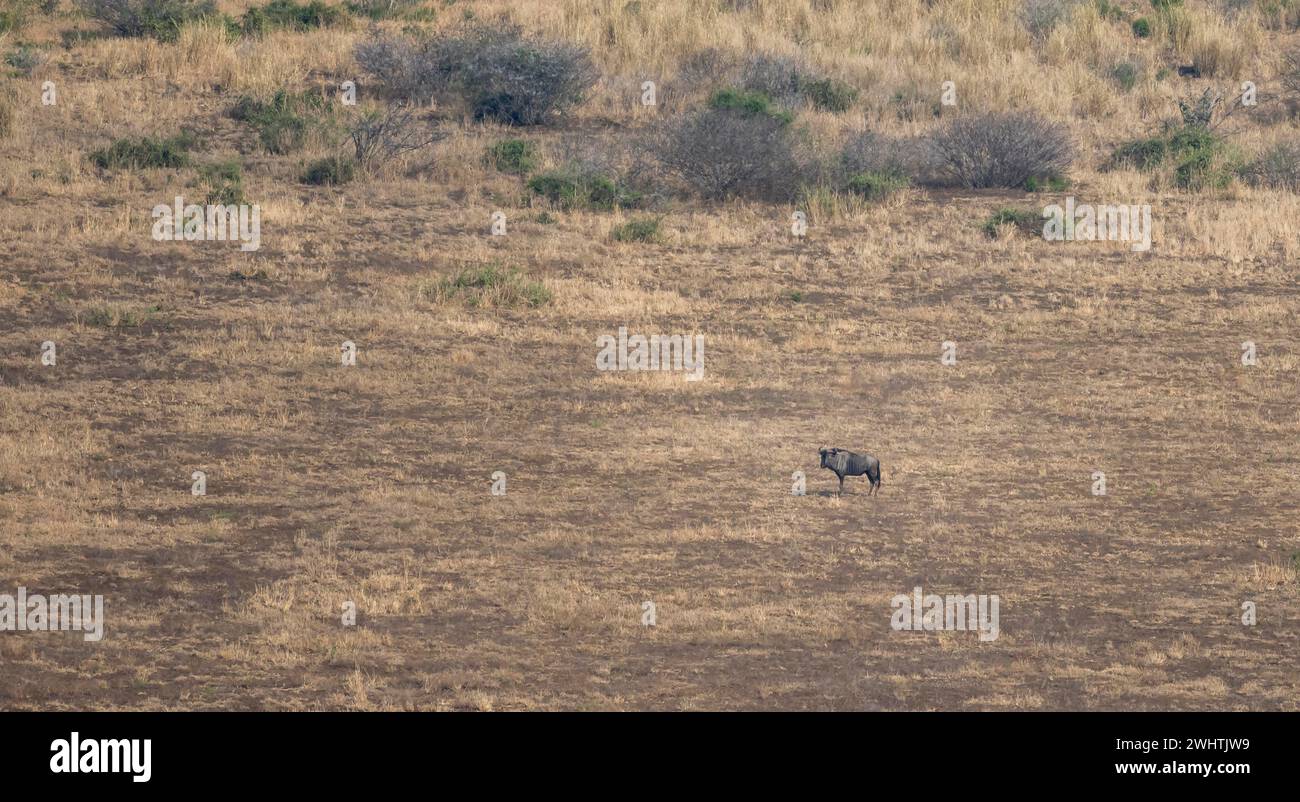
838;475;844;496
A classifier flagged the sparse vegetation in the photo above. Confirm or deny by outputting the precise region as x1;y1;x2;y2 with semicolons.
1112;61;1140;91
8;0;1300;716
5;44;46;74
0;0;40;34
801;76;859;112
708;87;794;124
737;52;858;112
83;303;162;327
344;0;432;21
982;207;1042;237
89;131;196;170
1023;174;1071;192
75;0;217;41
1260;0;1300;31
610;217;662;242
427;262;551;308
1109;96;1241;190
301;155;355;185
240;0;347;35
0;85;14;139
229;90;333;155
526;167;640;211
844;170;909;201
197;160;246;205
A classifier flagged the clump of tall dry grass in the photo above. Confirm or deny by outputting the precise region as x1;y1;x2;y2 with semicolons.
0;83;16;140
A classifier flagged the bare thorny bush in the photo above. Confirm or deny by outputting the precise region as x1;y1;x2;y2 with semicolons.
354;22;598;126
347;102;445;175
652;107;808;201
1239;142;1300;191
927;112;1073;189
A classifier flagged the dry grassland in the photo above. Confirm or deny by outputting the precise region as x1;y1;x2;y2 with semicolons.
0;0;1298;709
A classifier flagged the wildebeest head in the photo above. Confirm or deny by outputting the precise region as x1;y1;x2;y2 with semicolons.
819;447;835;468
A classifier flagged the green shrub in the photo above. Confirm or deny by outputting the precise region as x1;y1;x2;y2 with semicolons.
610;217;662;242
844;170;908;201
526;168;639;210
890;87;943;121
5;45;46;74
1112;61;1139;92
344;0;432;21
260;114;309;154
1109;124;1237;190
89;131;196;170
1095;0;1126;20
83;303;162;328
1174;148;1235;190
1167;126;1223;188
427;262;551;308
229;90;331;154
301;155;355;185
707;88;794;124
198;160;246;205
75;0;218;41
1131;17;1151;37
737;53;858;113
1113;136;1167;170
1023;174;1071;192
241;0;346;35
982;208;1041;238
801;76;858;112
487;138;537;174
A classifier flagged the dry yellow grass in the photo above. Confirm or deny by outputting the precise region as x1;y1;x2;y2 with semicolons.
0;0;1298;710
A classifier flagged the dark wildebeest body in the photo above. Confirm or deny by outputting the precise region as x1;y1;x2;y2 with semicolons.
819;447;881;496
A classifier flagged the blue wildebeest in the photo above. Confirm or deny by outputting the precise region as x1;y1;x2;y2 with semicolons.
819;447;882;496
